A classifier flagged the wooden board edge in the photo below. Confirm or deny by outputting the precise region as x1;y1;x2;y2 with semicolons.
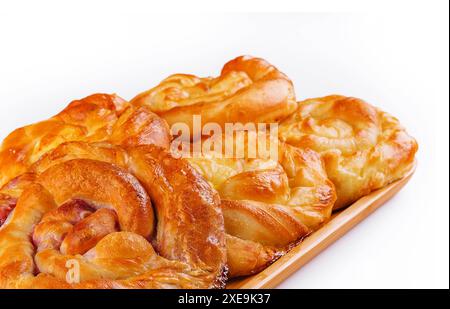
227;162;417;289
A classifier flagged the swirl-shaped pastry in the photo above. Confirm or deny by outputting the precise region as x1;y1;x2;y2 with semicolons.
185;133;336;277
0;143;226;289
0;93;170;188
279;95;418;209
0;93;171;228
130;56;297;131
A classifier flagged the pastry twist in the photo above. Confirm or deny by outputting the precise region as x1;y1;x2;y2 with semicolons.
0;93;171;224
186;133;336;277
130;56;297;131
280;95;418;209
0;143;226;289
0;57;419;287
0;93;170;188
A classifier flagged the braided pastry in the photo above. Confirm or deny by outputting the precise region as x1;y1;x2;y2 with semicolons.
0;93;171;224
0;57;419;288
185;133;336;277
0;142;227;288
130;56;297;131
0;93;170;188
279;95;418;209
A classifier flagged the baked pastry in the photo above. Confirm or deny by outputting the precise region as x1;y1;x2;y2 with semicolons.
279;95;418;209
185;133;336;277
0;142;227;288
0;94;228;289
130;56;297;132
0;93;170;188
0;57;419;288
0;93;170;236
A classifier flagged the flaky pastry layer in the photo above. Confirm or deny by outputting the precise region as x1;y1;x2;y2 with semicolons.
280;95;418;209
0;143;227;289
186;133;336;277
131;56;297;131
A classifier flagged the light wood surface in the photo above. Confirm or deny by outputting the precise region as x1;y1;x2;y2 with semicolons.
227;163;417;289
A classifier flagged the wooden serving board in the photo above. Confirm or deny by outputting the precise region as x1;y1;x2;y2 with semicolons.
227;163;417;289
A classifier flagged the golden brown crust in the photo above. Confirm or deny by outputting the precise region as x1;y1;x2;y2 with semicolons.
280;95;418;209
130;56;298;131
127;146;226;273
0;143;227;289
110;106;171;149
0;58;419;287
187;133;336;277
225;235;282;278
0;194;16;226
0;94;171;188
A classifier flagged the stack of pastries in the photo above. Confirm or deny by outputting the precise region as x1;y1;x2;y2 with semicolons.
0;56;417;289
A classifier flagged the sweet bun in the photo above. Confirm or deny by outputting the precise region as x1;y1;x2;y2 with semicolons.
0;143;226;288
280;95;418;209
130;56;298;131
0;57;419;288
186;133;336;277
0;94;124;187
0;94;171;187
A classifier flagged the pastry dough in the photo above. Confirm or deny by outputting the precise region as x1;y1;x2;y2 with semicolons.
0;93;170;188
0;94;229;289
0;57;419;288
0;142;226;289
186;133;336;277
130;56;297;131
280;95;418;209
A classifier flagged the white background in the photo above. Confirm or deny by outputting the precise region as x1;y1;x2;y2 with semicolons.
0;0;448;288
